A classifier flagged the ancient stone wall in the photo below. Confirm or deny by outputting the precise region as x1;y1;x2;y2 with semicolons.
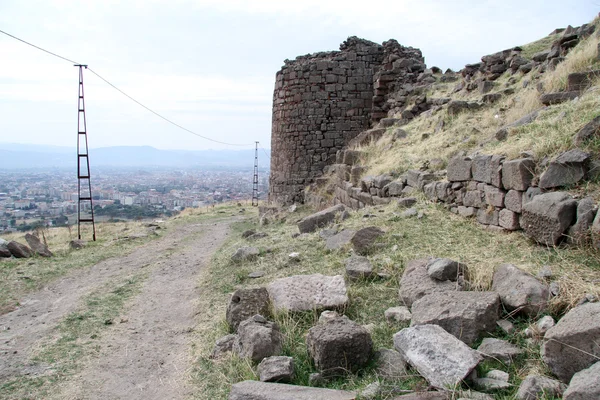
269;37;424;205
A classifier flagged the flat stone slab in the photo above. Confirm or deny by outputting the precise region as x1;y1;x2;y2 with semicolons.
563;361;600;400
229;381;357;400
297;204;345;233
325;230;356;251
268;274;348;312
394;324;482;390
521;192;576;245
477;338;524;364
492;264;549;316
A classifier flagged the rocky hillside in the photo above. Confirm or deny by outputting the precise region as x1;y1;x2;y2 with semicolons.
194;16;600;400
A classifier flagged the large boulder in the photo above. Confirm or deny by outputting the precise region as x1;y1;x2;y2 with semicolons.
297;204;345;233
350;226;384;255
7;241;33;258
393;324;482;390
501;158;535;191
325;230;356;251
226;288;271;332
0;239;10;258
410;291;500;345
234;315;282;363
520;192;577;245
542;302;600;382
306;315;372;377
563;361;600;400
516;375;566;400
257;356;294;383
24;233;52;257
267;274;348;312
492;264;549;316
399;259;462;307
539;149;590;189
228;381;356;400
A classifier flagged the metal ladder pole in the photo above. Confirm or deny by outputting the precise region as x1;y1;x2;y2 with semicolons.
75;64;96;241
252;142;259;207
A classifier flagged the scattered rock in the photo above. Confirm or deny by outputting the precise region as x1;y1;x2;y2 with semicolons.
567;197;598;244
345;256;374;281
211;334;237;359
536;265;553;279
536;315;555;335
257;356;294;383
397;197;418;208
399;258;462;307
384;306;412;324
306;315;373;377
228;381;356;400
297;204;345;233
242;229;256;238
351;226;384;255
474;369;511;391
393;324;482;390
248;232;269;240
359;382;381;400
393;392;449;400
374;348;408;380
562;361;600;400
231;247;260;262
226;288;271;332
234;315;282;363
497;319;515;334
521;192;577;245
516;375;566;400
325;230;356;251
268;274;348;312
319;228;338;239
69;240;86;250
7;241;33;258
401;208;418;218
492;264;549;316
410;291;500;345
288;252;301;262
477;338;524;364
426;258;464;281
574;116;600;146
542;302;600;382
539;149;590;189
540;91;579;105
248;271;266;279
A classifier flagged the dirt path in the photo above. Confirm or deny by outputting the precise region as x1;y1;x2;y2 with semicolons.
0;218;234;399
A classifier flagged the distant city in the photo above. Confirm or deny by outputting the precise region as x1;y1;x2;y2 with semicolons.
0;144;270;232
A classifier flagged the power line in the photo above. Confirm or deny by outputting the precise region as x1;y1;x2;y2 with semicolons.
0;28;254;147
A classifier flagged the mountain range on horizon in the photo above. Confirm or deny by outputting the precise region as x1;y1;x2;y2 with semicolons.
0;143;270;170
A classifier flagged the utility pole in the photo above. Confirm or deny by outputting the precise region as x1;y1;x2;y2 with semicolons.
75;64;96;241
252;141;259;207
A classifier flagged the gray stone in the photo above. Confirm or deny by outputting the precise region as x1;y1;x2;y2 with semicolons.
472;154;493;184
258;356;294;383
228;381;356;400
426;258;464;281
463;190;486;208
574;116;600;146
268;274;348;312
399;258;461;307
497;319;515;334
248;232;269;240
351;226;384;255
211;334;238;359
542;303;600;382
473;369;511;390
375;348;408;380
402;208;418;218
505;190;523;213
492;264;549;316
384;306;412;323
226;288;271;332
567;197;597;244
69;239;86;250
231;247;260;262
458;206;476;218
24;233;52;257
477;209;499;226
521;192;577;245
345;256;374;281
447;100;470;116
456;390;493;400
477;338;524;364
536;265;553;279
319;228;338;239
306;315;372;377
394;324;483;390
393;393;448;400
502;158;535;191
242;229;256;238
325;230;356;251
532;50;550;62
7;241;33;258
484;185;505;207
297;204;345;233
523;187;542;206
234;315;283;363
536;315;555;334
372;174;394;189
411;291;500;345
539;149;590;189
385;180;406;197
563;361;600;400
397;197;417;208
516;375;566;400
248;271;266;279
318;310;340;324
540;91;580;105
359;383;380;400
499;209;520;230
448;156;472;182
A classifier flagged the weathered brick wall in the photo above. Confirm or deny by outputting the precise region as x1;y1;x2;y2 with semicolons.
269;37;424;205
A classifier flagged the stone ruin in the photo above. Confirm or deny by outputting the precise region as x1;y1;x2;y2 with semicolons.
268;37;424;205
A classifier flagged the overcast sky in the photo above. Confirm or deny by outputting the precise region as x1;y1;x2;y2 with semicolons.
0;0;597;151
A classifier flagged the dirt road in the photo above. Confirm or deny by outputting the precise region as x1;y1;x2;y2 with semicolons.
0;218;233;400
